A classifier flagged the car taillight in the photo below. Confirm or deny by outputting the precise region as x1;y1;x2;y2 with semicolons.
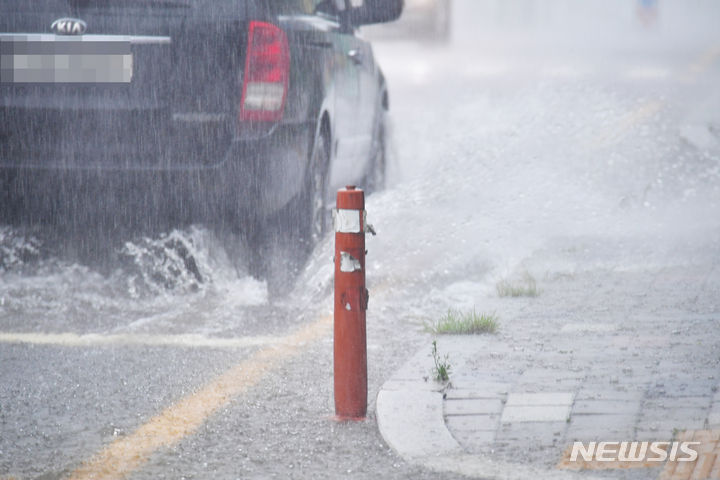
240;21;290;123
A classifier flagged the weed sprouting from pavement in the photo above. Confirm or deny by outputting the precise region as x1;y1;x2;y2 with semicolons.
427;309;498;335
496;273;539;298
431;340;451;382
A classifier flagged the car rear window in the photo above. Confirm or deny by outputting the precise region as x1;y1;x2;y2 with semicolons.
0;0;250;22
66;0;192;8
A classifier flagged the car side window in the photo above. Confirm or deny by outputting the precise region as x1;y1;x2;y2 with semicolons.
269;0;306;14
312;0;345;17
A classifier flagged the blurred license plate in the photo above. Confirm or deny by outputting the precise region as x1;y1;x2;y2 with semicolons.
1;37;132;84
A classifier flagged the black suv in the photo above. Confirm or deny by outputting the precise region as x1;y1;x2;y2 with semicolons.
0;0;402;249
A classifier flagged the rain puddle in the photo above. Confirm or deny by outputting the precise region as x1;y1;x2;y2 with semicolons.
0;224;271;335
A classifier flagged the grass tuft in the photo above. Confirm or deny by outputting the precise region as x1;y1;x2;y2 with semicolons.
427;308;498;335
496;273;539;298
431;340;451;382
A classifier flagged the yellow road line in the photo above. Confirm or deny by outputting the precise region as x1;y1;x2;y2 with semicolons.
685;45;720;79
0;331;278;349
590;99;664;149
589;44;720;151
69;315;332;480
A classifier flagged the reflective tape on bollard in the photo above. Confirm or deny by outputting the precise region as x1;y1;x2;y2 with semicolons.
333;209;368;234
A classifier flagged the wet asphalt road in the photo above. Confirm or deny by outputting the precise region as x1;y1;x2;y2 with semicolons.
2;1;720;478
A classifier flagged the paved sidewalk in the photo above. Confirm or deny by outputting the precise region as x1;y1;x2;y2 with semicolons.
376;254;720;480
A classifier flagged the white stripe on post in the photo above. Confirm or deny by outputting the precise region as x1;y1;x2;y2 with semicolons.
333;209;363;233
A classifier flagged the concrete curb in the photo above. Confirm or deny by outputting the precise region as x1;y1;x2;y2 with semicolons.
377;389;461;458
375;343;607;480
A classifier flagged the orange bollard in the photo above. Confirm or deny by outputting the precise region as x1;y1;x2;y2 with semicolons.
333;186;369;420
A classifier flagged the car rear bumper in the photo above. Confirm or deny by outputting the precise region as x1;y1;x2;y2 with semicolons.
0;118;313;220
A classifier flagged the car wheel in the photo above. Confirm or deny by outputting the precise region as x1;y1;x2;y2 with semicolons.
302;125;331;245
365;108;387;194
434;0;451;42
242;124;329;284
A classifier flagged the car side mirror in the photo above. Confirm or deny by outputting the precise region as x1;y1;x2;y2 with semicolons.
345;0;404;26
314;0;340;17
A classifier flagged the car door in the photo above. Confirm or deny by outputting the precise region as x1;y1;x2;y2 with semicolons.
254;0;374;191
345;0;381;175
320;0;377;190
267;0;358;193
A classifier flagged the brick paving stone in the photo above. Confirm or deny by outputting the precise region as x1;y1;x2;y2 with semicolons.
572;399;641;415
643;397;712;410
566;428;636;442
576;389;645;402
691;452;717;480
635;429;678;441
501;405;571;423
639;408;709;427
613;335;671;348
560;323;618;333
495;421;567;447
692;430;720;443
514;378;584;393
696;440;718;455
505;392;574;406
525;351;574;364
451;372;520;389
701;267;720;295
449;430;496;448
585;372;648;387
708;411;720;427
444;382;510;399
635;422;709;441
516;371;578;384
656;359;697;372
569;413;636;429
446;414;500;432
711;454;720;479
444;398;503;415
672;457;696;480
514;369;585;393
650;382;717;397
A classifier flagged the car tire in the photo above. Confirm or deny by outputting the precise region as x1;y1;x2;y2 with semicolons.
365;107;387;194
245;122;330;282
434;0;452;42
300;123;331;246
